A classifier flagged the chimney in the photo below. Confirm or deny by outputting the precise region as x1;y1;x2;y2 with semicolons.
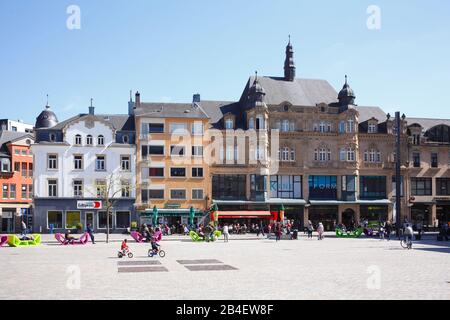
135;91;141;108
193;93;201;104
89;98;95;115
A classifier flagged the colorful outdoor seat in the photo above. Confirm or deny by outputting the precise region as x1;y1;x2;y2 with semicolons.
336;227;363;238
55;233;90;245
189;230;222;242
131;231;145;243
7;234;41;247
0;235;7;247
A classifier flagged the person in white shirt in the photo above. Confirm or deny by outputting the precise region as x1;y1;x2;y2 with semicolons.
223;224;229;242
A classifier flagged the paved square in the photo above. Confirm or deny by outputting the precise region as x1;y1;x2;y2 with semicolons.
0;234;449;300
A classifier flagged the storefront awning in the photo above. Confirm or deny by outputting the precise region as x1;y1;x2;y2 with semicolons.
218;211;272;219
142;209;203;217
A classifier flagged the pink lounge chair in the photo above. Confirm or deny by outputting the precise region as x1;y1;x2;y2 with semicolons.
0;235;7;247
131;231;145;243
55;233;90;245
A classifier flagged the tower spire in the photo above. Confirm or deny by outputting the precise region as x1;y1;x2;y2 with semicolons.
46;94;49;108
284;36;296;81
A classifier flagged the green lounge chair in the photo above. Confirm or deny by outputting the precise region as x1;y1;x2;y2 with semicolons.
336;227;363;238
7;234;42;247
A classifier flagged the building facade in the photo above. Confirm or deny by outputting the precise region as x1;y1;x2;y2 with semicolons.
31;102;136;233
0;131;34;233
134;93;211;227
0;119;33;133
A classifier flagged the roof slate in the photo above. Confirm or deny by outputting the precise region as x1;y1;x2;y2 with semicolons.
135;103;210;119
49;114;135;131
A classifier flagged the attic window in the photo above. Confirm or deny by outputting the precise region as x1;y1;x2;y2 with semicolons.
284;105;289;112
122;135;129;144
49;133;56;142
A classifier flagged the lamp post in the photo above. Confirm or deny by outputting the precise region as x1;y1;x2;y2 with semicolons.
395;112;402;238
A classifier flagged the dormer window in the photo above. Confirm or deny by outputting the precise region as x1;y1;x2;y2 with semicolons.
74;134;82;146
368;123;378;134
248;117;254;130
122;135;129;144
255;115;265;130
98;135;105;146
225;118;234;130
49;133;56;142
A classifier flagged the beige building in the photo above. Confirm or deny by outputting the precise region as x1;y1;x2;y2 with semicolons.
134;93;211;226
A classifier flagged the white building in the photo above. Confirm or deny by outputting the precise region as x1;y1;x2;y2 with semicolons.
31;103;136;233
0;119;33;133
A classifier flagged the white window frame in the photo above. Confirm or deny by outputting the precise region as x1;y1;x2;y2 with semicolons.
192;188;204;200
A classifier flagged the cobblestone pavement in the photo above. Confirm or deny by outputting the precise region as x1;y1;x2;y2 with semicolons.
0;233;449;300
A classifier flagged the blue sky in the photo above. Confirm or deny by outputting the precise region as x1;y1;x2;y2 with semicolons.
0;0;449;124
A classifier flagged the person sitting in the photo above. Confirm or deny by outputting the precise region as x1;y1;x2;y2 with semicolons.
64;230;77;244
121;239;129;253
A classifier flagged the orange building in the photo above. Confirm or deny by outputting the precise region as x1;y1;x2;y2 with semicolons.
0;131;34;233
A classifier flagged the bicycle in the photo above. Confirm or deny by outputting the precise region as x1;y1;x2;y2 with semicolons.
148;243;165;258
400;236;412;250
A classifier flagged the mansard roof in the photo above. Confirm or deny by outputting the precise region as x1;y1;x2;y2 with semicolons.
135;103;210;119
240;76;339;106
46;114;135;131
405;117;450;132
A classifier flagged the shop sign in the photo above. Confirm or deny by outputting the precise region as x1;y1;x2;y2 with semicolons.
164;203;181;209
77;201;102;210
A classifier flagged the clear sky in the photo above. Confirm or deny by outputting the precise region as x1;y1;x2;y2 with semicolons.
0;0;449;124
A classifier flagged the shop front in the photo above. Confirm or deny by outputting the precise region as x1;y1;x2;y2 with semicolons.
139;207;204;233
34;198;136;233
0;205;32;233
410;203;432;227
308;205;338;231
360;205;388;223
436;202;450;227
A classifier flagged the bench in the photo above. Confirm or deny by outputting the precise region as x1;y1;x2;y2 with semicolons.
0;235;7;247
55;233;90;245
7;234;42;247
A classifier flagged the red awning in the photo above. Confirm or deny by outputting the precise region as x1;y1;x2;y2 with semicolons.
218;211;272;219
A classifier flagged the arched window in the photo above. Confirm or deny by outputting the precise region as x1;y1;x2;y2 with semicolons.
74;134;82;146
122;135;129;144
319;122;326;133
86;135;93;145
97;135;105;146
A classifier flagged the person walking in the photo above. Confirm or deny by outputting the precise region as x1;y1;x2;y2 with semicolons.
275;223;282;242
317;222;324;240
404;223;414;249
223;224;229;243
86;223;95;244
379;221;385;240
307;220;314;239
416;220;423;240
385;220;392;241
21;220;27;237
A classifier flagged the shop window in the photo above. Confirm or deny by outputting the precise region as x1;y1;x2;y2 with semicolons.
47;211;63;229
360;176;387;200
308;176;337;200
116;211;131;229
98;211;113;229
66;211;81;229
270;175;302;199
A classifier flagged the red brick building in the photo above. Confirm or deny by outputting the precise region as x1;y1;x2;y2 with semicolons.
0;131;34;233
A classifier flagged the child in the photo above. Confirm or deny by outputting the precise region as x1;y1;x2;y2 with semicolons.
121;239;129;253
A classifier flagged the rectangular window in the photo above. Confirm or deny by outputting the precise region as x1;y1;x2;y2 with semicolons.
141;145;148;160
28;163;33;177
170;168;186;177
437;178;450;196
411;178;432;196
21;184;27;199
192;167;204;178
48;179;58;197
413;152;421;168
96;155;106;171
192;189;204;200
66;211;81;229
149;145;164;155
74;155;83;170
341;175;356;201
21;163;27;177
170;189;186;200
250;175;267;201
73;180;83;198
96;180;107;197
431;153;438;168
14;162;20;172
120;155;131;171
28;185;33;199
148;123;164;133
170;145;185;156
141;189;148;203
1;159;10;172
149;167;164;177
270;175;302;199
360;176;387;200
308;176;338;200
149;189;164;199
47;211;63;229
121;180;130;197
212;175;247;201
116;211;131;229
47;154;58;170
2;184;8;199
192;146;204;157
98;211;113;229
192;122;204;135
170;123;187;134
9;184;16;199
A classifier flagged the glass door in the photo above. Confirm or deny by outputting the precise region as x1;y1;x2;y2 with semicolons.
85;212;94;229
